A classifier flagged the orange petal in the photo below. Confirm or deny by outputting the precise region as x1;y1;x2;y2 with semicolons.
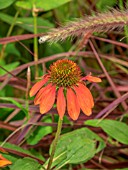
83;75;102;83
29;75;49;97
34;83;53;105
57;87;66;120
67;88;80;120
40;85;56;114
73;85;92;116
76;83;94;107
0;154;12;167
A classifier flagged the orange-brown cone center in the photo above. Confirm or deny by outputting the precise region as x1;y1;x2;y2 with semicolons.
49;59;82;87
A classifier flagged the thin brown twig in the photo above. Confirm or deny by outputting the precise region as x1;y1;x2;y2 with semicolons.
89;40;127;110
0;50;127;80
95;92;128;118
92;35;128;49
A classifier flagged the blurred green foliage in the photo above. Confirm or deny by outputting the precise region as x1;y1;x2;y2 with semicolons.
0;0;128;169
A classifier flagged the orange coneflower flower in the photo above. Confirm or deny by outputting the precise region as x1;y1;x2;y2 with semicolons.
30;59;101;120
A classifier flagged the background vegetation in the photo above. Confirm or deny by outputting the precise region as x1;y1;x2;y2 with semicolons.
0;0;128;169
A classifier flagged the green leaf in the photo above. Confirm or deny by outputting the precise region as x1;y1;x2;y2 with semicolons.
5;44;21;57
28;118;52;145
16;0;71;11
1;142;44;162
44;43;64;56
35;0;71;11
10;157;41;170
2;154;18;167
0;60;19;75
85;119;128;145
0;0;16;10
66;138;95;163
96;0;117;11
0;12;54;33
0;97;28;117
43;128;105;169
15;17;54;33
16;1;32;10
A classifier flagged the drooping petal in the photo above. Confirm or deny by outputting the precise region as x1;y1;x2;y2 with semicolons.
40;85;56;114
0;160;12;167
76;83;94;108
57;87;66;120
67;88;80;120
73;85;92;116
29;75;49;97
0;154;12;167
34;83;53;105
82;75;102;83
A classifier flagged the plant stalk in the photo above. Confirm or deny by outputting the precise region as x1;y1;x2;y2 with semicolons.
33;5;39;78
0;10;20;59
47;117;63;170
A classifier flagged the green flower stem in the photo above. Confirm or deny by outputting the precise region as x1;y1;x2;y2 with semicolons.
33;5;39;78
0;10;20;59
47;117;63;170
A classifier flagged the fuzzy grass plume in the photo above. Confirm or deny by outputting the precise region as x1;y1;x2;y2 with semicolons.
39;9;128;43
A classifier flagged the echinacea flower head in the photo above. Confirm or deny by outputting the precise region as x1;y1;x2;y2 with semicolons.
30;59;101;120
